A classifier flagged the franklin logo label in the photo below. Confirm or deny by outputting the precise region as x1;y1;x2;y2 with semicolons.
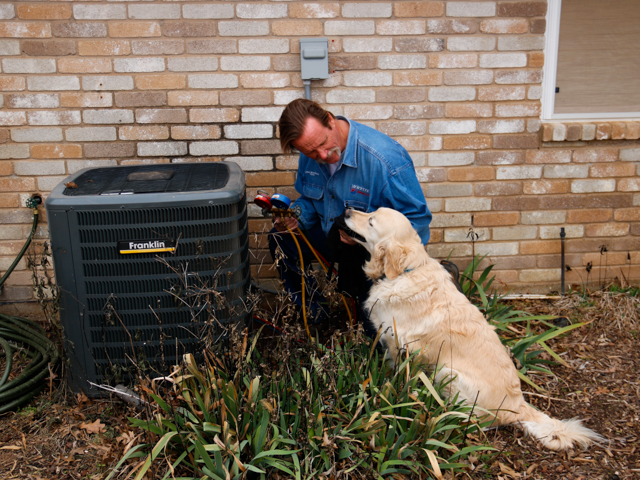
118;239;176;254
350;185;370;197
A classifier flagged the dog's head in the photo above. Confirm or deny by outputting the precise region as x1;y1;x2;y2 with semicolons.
344;207;424;280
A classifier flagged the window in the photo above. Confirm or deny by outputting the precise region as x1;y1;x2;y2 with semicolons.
542;0;640;120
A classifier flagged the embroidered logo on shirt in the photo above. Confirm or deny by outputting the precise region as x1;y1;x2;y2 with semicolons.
350;185;370;197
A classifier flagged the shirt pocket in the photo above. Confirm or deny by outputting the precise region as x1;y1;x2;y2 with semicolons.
302;181;324;200
344;199;369;212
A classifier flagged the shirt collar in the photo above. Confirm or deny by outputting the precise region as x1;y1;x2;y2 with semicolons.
336;116;357;168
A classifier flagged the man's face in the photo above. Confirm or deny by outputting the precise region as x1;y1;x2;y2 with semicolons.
291;116;342;164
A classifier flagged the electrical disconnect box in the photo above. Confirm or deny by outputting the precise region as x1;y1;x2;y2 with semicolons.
300;38;329;80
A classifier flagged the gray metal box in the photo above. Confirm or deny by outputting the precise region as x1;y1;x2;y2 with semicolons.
300;38;329;80
45;162;249;395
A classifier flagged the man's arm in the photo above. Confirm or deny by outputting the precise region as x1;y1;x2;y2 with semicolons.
385;165;432;244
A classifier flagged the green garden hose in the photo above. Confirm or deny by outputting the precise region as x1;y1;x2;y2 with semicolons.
0;198;60;413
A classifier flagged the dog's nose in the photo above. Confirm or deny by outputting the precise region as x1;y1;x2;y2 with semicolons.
345;208;352;218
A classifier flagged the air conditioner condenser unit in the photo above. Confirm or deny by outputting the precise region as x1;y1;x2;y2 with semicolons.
45;162;250;395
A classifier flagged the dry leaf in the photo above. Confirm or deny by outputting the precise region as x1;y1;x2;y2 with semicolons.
0;445;21;450
79;419;106;435
65;182;78;188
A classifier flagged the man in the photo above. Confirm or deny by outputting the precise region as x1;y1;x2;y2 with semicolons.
268;98;431;325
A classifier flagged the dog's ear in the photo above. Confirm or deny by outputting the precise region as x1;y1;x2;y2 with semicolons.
363;244;385;280
382;239;408;280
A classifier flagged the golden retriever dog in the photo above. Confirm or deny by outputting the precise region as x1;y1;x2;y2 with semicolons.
344;207;602;451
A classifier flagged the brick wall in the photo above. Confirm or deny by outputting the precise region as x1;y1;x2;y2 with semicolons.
0;0;638;302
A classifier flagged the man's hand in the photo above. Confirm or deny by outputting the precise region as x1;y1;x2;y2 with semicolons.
339;229;358;245
274;216;299;233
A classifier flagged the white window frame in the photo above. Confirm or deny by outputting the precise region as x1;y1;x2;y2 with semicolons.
542;0;640;121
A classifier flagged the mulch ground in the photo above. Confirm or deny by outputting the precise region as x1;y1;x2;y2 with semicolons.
0;291;638;480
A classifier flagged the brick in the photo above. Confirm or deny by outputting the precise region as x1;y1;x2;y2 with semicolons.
245;171;296;187
136;108;187;124
237;4;287;19
446;104;493;117
0;145;29;159
29;75;81;91
30;144;81;159
445;197;492;212
543;165;588;179
626;124;640;140
128;4;180;20
2;58;55;74
429;86;475;102
573;149;618;163
342;3;391;17
496;166;542;180
78;40;130;56
52;22;106;38
341;38;390;53
475;182;522;196
393;71;442;86
395;2;445;17
377;20;425;35
395;37;444;53
329;55;376;70
393;105;442;120
188;74;238;89
65;127;116;142
345;105;394;120
58;58;111;74
168;91;218;106
541;193;631;210
519;268;561;283
611;122;626;140
115;92;166;108
378;54;426;70
163;21;216;38
498;2;547;17
108;22;161;38
427;19;478;34
571;180;616;194
0;194;19;209
581;124;597;141
620;148;640;162
0;4;14;19
477;151;524;165
480;18;529;33
449;166;494;182
186;39;237;54
28;110;80;126
11;127;62;143
182;4;234;19
480;53;527;68
136;74;185;90
138;141;187;157
377;88;426;104
523;180;569;195
473;212;519;227
585;223;629;237
528;52;545;68
447;2;496;17
189;108;239;123
0;40;19;56
429;213;471;228
220;56;270;71
60;92;112;108
219;21;271;36
498;36;545;51
427;183;473;199
239;39;289;55
220;90;271;106
84;142;134;158
21;40;76;56
119;126;169;141
73;5;126;20
325;89;374;104
230;157;273;172
567;209;611;224
429;53;477;69
114;58;165;73
428;152;474;167
444;226;490;243
596;123;611;140
240;73;290;89
66;159;117;174
478;120;525;134
171;125;220;140
495;70;542;84
493;134;539;149
495;103;541;117
521;211;566;225
0;111;25;126
189;141;238;156
290;3;340;18
132;40;184;56
591;163;635;178
445;70;493;85
430;120;476;135
82;109;132;125
448;36;495;52
528;86;543;100
343;72;391;87
527;119;541;133
224;124;272;139
0;22;50;38
324;20;374;36
519;241;560;255
427;242;472;258
272;55;300;72
241;107;284;123
525;150;571;164
614;208;640;222
493;226;538;241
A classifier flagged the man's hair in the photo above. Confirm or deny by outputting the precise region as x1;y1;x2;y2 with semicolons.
278;99;334;153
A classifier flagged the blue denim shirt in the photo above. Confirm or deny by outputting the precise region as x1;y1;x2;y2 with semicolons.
292;117;431;244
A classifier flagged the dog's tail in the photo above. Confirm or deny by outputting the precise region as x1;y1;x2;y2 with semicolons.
518;403;604;450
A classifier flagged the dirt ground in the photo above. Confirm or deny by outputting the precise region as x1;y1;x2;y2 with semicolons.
0;291;638;480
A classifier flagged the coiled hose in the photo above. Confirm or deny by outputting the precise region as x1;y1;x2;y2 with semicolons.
0;199;60;413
